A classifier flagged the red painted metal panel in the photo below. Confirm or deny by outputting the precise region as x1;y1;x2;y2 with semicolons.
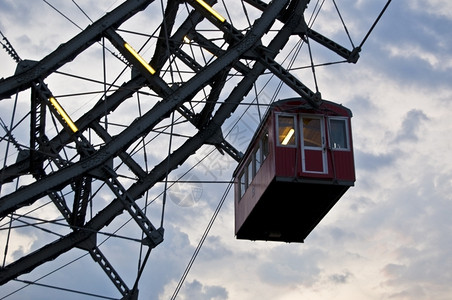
331;150;355;181
274;146;298;177
233;97;356;242
235;147;275;235
234;115;276;236
326;118;355;182
304;149;324;173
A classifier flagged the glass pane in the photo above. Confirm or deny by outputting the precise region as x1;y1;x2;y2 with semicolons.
239;172;246;198
261;131;269;160
303;118;321;147
278;115;296;145
255;146;261;171
247;161;253;184
330;119;348;149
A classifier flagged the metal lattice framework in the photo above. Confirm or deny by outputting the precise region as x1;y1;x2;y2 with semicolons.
0;0;367;298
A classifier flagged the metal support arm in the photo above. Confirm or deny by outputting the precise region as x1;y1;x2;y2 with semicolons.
0;0;155;100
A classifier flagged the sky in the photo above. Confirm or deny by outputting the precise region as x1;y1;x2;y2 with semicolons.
1;0;452;300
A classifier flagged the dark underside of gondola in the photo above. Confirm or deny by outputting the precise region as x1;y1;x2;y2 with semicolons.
236;178;352;243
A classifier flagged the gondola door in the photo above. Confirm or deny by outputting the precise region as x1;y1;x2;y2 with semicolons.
300;116;327;174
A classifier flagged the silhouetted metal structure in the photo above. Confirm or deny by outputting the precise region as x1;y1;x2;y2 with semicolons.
0;0;370;298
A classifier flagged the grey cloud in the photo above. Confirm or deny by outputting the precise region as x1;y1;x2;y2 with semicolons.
199;235;234;261
355;167;452;297
386;286;427;300
183;279;228;300
393;109;429;143
348;195;376;213
346;95;378;117
349;0;452;89
383;263;406;279
257;246;324;287
2;1;452;299
140;224;196;298
328;271;353;284
325;226;357;243
355;149;398;171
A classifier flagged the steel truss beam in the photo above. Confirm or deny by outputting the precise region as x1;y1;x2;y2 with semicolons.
244;0;359;62
0;0;156;100
2;0;293;218
16;79;151;297
0;0;296;286
0;4;240;187
1;0;370;296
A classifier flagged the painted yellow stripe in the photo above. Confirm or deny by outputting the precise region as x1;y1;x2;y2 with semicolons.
49;97;78;133
195;0;226;23
124;43;156;75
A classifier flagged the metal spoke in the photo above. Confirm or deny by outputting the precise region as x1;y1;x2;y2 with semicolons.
0;0;390;298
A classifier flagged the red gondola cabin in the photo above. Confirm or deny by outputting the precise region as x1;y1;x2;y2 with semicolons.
233;98;355;243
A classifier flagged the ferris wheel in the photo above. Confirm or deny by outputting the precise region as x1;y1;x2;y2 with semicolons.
0;0;391;298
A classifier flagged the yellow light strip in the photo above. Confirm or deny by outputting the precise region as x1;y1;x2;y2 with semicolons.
281;128;295;145
124;43;156;75
195;0;226;23
49;97;78;133
183;35;191;43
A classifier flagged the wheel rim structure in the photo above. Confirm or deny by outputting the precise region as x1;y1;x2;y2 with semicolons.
0;0;364;298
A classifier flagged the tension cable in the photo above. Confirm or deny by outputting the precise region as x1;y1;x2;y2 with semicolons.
359;0;392;50
170;180;234;300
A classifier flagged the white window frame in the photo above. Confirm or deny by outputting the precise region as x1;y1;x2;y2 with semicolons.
239;170;246;198
300;114;325;150
300;114;328;174
328;117;350;151
276;113;297;148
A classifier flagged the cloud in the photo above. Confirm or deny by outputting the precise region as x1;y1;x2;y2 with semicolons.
341;0;452;91
138;223;197;298
197;235;234;261
410;0;452;19
328;271;353;284
257;246;325;287
393;109;429;143
2;1;452;300
355;149;398;171
181;279;228;300
346;160;452;299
